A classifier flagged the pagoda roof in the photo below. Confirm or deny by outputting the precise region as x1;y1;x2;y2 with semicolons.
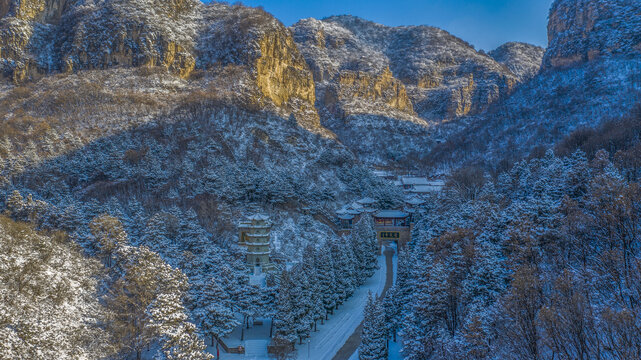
405;196;426;205
349;202;364;210
356;197;376;205
246;214;270;221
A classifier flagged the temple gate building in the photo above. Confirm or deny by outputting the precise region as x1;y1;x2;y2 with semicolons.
238;214;274;273
373;210;412;252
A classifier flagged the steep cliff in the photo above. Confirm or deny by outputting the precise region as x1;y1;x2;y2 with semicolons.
0;0;324;132
324;67;415;117
429;0;641;170
293;16;521;123
291;15;530;165
489;42;545;82
543;0;641;69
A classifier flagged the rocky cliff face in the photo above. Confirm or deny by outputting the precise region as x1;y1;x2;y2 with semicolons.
0;0;69;22
489;42;545;82
544;0;641;69
291;15;533;165
429;0;641;170
0;0;324;132
325;67;415;117
292;16;522;123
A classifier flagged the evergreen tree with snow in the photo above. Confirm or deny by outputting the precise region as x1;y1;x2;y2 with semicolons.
148;293;212;360
142;212;173;257
351;215;379;285
359;291;387;360
290;264;313;343
196;278;239;346
383;285;401;342
180;208;208;254
331;237;356;306
89;214;129;268
314;243;338;317
302;245;325;330
274;270;298;344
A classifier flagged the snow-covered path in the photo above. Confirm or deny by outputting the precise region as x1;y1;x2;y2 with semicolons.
294;253;388;360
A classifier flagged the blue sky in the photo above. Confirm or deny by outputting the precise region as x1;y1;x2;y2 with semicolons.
236;0;554;51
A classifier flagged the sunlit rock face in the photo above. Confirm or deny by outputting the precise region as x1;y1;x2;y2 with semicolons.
292;15;528;123
544;0;641;70
0;0;325;132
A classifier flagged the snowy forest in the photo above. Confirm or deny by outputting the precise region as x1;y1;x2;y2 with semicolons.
2;0;641;359
395;145;641;359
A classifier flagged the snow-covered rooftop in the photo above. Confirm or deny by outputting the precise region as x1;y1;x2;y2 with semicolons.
410;185;441;193
405;196;426;205
247;214;270;221
356;197;376;205
374;210;409;218
401;177;430;186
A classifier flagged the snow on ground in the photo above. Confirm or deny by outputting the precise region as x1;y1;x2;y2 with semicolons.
207;317;273;359
208;249;395;360
388;338;403;360
294;253;388;360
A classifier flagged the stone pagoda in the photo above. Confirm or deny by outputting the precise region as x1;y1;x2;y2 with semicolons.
238;214;274;274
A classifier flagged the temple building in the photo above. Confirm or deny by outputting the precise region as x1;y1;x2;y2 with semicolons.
373;210;412;251
335;195;422;252
238;214;274;274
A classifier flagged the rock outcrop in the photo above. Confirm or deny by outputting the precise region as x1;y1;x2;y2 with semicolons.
429;0;641;170
255;31;315;107
489;42;545;82
543;0;641;69
292;16;521;122
323;67;415;117
0;0;68;22
0;0;324;132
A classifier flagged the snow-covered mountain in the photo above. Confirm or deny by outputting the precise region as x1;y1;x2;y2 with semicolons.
1;0;641;357
291;16;546;165
428;0;641;171
489;42;545;82
543;0;641;69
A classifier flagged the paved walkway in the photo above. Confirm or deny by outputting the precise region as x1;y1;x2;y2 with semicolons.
331;246;396;360
294;251;390;360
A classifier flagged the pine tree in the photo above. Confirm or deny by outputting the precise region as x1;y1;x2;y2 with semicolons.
149;293;212;360
260;272;279;337
331;238;356;306
142;212;173;257
359;291;387;360
126;197;147;245
351;215;379;285
89;214;129;268
383;285;401;342
302;245;325;330
107;245;190;360
180;208;208;254
315;244;338;317
274;270;298;344
290;264;313;343
197;278;239;346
